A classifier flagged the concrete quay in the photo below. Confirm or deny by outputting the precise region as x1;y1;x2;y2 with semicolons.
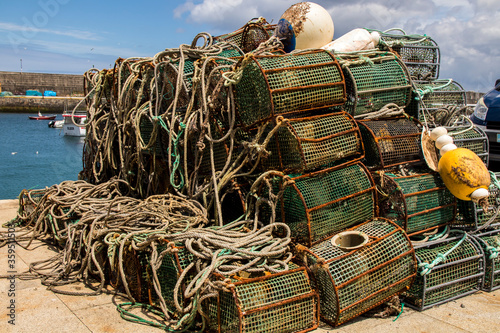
1;199;499;332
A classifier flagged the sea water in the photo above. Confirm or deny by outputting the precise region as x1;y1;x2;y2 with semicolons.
0;112;83;199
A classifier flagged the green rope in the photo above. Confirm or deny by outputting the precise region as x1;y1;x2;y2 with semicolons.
416;79;453;99
393;302;404;322
490;171;500;191
486;245;499;260
418;231;467;276
116;302;168;329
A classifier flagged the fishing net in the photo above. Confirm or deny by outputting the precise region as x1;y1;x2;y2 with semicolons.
472;229;500;291
233;50;346;129
335;50;412;118
272;162;376;246
405;232;484;310
357;117;422;170
205;265;319;333
300;218;416;327
262;111;363;173
455;172;500;231
373;167;456;235
369;29;440;80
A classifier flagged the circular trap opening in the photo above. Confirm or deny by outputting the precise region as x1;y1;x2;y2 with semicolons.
331;231;369;251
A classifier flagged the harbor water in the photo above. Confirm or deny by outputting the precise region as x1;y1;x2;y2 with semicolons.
0;112;83;199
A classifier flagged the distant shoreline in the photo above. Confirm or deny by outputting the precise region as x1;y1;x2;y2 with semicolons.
0;95;86;113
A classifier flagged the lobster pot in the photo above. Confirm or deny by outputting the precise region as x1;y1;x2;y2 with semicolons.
373;170;456;235
277;162;376;246
335;51;412;117
18;188;46;218
357;117;422;170
472;229;500;291
455;172;500;230
206;265;319;333
135;243;194;311
139;115;163;155
405;232;484;310
301;218;416;327
214;19;276;53
369;30;440;80
447;125;489;166
263;112;363;173
234;50;346;129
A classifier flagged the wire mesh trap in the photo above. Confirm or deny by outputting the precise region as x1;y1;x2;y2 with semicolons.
214;18;276;53
472;228;500;291
357;117;422;170
404;231;484;310
273;162;377;246
205;265;319;333
233;50;346;129
369;29;440;80
407;79;468;124
334;50;412;118
262;111;363;173
373;168;457;235
455;172;500;231
298;218;416;327
18;188;47;218
447;125;489;166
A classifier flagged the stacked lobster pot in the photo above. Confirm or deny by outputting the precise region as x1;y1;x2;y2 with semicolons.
446;125;489;166
213;18;277;53
472;229;500;291
404;231;485;310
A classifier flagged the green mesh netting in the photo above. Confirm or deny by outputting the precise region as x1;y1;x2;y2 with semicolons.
405;235;483;310
263;112;362;172
234;50;345;128
207;266;318;333
448;126;489;165
214;20;276;52
358;117;422;170
375;171;456;234
336;51;412;117
279;163;376;246
474;231;500;291
305;218;416;326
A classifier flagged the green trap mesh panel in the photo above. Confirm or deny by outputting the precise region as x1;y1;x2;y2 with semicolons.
214;19;276;53
139;116;163;155
456;172;500;230
472;229;500;291
302;218;416;327
447;126;489;166
368;30;440;80
206;266;319;333
405;233;484;310
357;117;422;170
137;243;194;311
373;170;456;235
263;112;363;172
234;50;346;128
335;51;412;117
277;162;376;246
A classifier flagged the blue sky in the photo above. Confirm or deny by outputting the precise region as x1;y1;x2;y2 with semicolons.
0;0;499;92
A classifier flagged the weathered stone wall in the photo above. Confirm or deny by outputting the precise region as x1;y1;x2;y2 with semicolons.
0;96;85;113
0;71;84;97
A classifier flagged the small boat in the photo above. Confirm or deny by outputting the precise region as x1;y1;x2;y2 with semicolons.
63;112;87;137
48;120;64;128
29;111;57;120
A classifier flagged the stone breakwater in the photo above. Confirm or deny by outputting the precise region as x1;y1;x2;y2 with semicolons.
0;95;85;113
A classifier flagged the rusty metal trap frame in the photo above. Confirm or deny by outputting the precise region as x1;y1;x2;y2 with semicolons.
262;111;364;173
368;29;441;80
270;162;377;247
333;50;412;118
404;231;484;310
357;116;422;170
233;50;346;129
446;125;489;166
298;218;417;327
471;228;500;291
372;168;457;236
205;264;319;333
135;242;195;311
455;172;500;231
213;18;276;53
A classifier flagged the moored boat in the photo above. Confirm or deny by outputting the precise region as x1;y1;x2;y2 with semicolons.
62;112;86;136
29;111;56;120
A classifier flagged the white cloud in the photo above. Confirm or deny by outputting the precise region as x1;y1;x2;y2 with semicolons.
0;21;100;41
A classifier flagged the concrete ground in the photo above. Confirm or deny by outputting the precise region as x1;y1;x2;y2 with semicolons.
0;199;499;333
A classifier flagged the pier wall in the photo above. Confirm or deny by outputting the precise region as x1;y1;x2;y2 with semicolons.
0;96;85;113
0;71;84;97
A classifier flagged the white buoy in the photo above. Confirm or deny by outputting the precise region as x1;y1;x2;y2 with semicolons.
439;143;457;156
321;28;380;52
11;152;17;155
430;127;448;141
435;134;454;150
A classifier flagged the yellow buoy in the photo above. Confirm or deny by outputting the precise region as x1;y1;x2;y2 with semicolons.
437;147;490;201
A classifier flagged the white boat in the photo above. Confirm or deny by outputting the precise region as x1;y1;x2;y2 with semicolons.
62;112;87;137
48;120;64;128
